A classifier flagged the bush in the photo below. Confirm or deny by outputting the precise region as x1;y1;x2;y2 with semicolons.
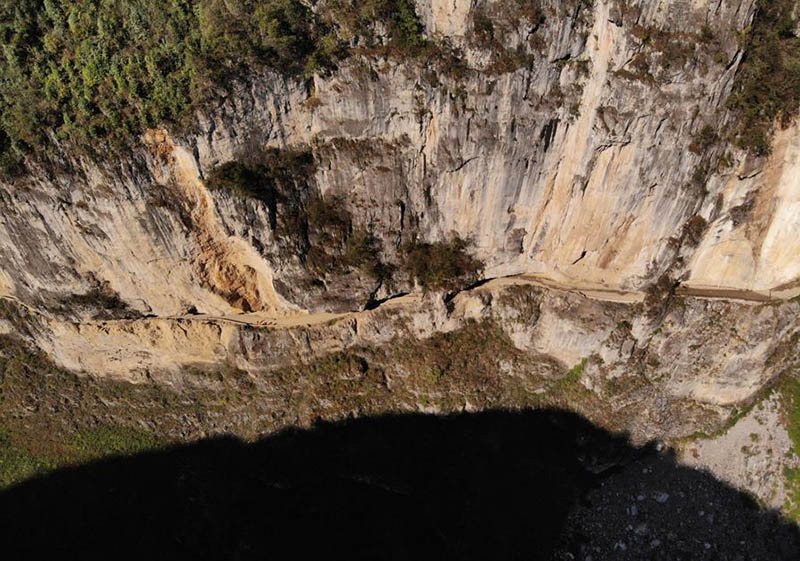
206;162;268;199
402;236;484;292
688;125;718;154
65;281;134;320
727;0;800;155
643;274;676;318
206;148;314;204
345;229;393;280
304;195;350;269
305;196;392;281
0;0;341;173
466;0;546;74
682;215;707;247
327;0;427;53
0;0;432;176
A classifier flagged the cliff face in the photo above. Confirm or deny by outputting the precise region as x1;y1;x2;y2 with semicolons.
3;0;794;321
1;0;800;514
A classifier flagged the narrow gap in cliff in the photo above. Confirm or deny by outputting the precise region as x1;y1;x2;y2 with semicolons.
571;249;587;265
395;201;406;249
364;291;409;311
462;277;494;292
540;119;559;152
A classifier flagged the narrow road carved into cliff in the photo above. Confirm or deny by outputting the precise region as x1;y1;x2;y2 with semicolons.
3;273;798;379
130;274;643;330
2;273;798;334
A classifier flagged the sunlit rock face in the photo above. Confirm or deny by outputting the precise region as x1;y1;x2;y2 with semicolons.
5;0;796;322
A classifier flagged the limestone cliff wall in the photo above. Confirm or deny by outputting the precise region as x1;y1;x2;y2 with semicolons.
689;120;800;294
1;0;791;320
0;0;796;322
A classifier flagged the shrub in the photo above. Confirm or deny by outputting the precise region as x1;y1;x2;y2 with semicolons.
690;164;709;195
326;0;427;53
206;148;314;204
466;0;547;74
727;0;800;155
402;235;484;292
688;125;719;154
729;196;755;226
206;162;270;200
682;215;708;247
643;274;676;318
305;196;392;281
700;24;715;43
65;281;134;320
345;229;394;281
304;195;350;269
0;0;341;174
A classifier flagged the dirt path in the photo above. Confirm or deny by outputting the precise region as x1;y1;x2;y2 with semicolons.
171;292;422;329
484;274;644;304
1;273;797;333
175;273;797;329
676;283;800;302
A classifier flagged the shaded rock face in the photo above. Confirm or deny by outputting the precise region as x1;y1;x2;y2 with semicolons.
1;410;798;560
2;0;795;321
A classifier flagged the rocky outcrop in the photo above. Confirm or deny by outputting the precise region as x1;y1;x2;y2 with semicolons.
689;120;800;295
4;275;797;430
680;393;800;511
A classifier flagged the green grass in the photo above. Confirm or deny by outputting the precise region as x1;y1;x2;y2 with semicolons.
562;360;586;387
782;377;800;447
548;358;589;400
69;425;165;462
0;334;167;489
0;424;163;490
0;433;54;489
786;467;800;521
680;400;762;443
777;376;800;521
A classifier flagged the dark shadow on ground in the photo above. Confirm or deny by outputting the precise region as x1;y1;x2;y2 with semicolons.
0;409;798;560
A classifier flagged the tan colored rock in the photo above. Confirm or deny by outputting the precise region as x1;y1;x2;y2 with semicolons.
1;0;797;404
689;121;800;296
424;0;472;37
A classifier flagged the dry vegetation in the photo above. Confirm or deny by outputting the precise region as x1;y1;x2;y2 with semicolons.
401;236;484;292
728;0;800;155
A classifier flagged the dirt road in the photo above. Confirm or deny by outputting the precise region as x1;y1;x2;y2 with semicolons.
1;273;797;333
